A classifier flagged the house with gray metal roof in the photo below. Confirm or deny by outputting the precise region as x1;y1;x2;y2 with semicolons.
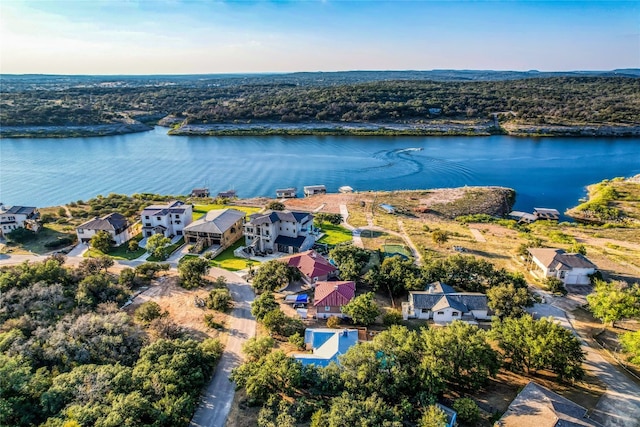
76;212;138;246
244;209;316;255
184;208;245;253
527;248;597;285
0;203;40;236
402;281;489;323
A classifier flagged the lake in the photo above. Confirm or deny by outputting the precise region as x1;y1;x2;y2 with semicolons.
1;127;639;216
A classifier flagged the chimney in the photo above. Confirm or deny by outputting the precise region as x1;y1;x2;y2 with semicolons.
427;284;435;294
334;285;339;290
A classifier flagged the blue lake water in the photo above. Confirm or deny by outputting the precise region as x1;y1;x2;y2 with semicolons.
1;127;639;215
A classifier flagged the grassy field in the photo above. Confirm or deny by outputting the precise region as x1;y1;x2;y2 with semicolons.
317;222;353;245
16;225;76;254
193;204;262;220
84;233;145;260
209;240;253;271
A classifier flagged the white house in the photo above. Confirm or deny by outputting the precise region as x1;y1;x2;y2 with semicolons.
244;210;316;254
0;204;40;237
76;213;138;246
527;248;597;285
402;282;489;323
141;201;192;238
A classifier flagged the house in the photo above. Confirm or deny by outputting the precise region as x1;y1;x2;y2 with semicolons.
314;281;356;319
183;208;245;252
303;185;326;197
508;211;537;224
293;328;359;367
276;187;297;198
527;248;597;285
0;204;40;237
190;187;210;198
76;213;137;246
244;210;316;254
534;207;560;220
496;381;603;427
217;189;237;199
401;282;489;323
141;201;192;238
279;250;338;285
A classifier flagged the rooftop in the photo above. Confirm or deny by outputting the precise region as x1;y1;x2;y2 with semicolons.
528;248;597;270
279;250;337;280
77;212;129;231
184;208;245;234
294;328;359;367
314;281;356;307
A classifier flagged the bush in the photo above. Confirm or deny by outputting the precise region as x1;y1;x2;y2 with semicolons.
545;277;568;296
326;316;341;328
207;288;232;312
382;310;403;326
204;313;224;329
6;228;36;243
288;332;305;350
453;397;480;424
135;301;165;324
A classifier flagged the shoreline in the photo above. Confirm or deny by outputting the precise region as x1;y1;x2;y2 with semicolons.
2;121;639;139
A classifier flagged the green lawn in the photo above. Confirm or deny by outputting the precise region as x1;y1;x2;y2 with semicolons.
84;233;146;260
147;237;185;262
17;226;77;255
209;240;254;271
317;223;353;245
381;243;412;258
193;204;262;220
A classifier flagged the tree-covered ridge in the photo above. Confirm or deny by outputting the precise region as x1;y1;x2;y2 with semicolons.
0;257;222;427
1;77;638;127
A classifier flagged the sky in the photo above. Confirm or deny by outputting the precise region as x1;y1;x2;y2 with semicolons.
0;0;638;74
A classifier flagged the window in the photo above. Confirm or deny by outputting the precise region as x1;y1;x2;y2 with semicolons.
421;308;429;313
325;306;330;311
175;215;180;219
452;312;459;316
175;220;181;224
559;271;566;279
145;223;151;227
145;216;150;220
156;216;161;220
437;311;444;315
78;229;84;233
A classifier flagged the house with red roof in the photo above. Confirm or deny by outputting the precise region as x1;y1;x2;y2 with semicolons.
279;250;338;285
314;281;356;319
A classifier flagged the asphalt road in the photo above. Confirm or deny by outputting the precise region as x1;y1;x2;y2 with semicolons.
190;272;256;427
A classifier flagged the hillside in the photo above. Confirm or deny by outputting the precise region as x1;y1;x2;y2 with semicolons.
566;176;640;225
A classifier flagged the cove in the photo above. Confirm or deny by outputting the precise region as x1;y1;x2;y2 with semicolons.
1;127;639;215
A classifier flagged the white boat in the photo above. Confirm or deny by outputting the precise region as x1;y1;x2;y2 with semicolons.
339;186;354;193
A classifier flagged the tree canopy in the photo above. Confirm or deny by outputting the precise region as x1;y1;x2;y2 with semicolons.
587;279;640;326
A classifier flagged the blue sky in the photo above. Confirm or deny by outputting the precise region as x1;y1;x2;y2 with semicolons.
1;0;638;74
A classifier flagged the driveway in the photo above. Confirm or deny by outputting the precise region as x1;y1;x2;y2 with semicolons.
190;269;256;427
529;301;640;427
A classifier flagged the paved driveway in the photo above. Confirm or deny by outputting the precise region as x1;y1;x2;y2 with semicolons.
190;270;256;427
529;302;640;427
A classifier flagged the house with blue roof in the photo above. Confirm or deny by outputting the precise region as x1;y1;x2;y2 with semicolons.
293;328;359;367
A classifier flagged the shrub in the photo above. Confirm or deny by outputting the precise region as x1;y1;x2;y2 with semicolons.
545;277;568;295
382;310;403;326
204;313;224;329
288;332;305;350
453;397;480;424
44;237;74;248
135;301;166;324
207;288;232;312
326;316;341;328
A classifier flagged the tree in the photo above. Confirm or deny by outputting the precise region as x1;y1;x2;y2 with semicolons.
266;201;285;211
569;243;587;255
418;405;448;427
545;277;568;295
431;230;449;246
90;231;112;253
320;393;404;427
118;267;136;288
262;309;304;337
242;336;275;362
134;301;165;324
128;239;139;252
329;245;370;282
145;234;172;260
620;330;640;364
587;280;640;327
421;321;500;390
487;283;534;318
288;332;305;350
341;292;380;326
452;398;480;424
251;292;279;321
491;315;585;381
253;260;295;292
366;256;422;296
178;257;210;289
207;288;232;312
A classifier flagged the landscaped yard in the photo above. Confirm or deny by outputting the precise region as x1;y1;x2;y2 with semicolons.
317;222;353;245
14;225;77;255
147;237;185;262
84;233;146;260
209;240;254;271
193;204;262;220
